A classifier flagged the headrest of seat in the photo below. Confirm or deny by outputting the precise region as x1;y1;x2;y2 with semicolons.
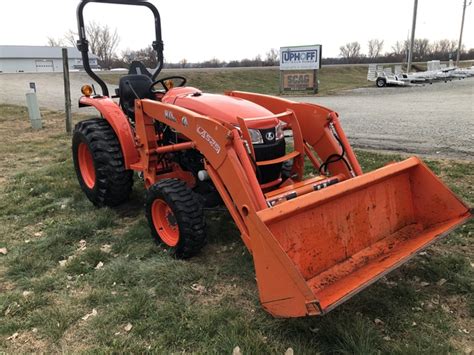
128;61;152;77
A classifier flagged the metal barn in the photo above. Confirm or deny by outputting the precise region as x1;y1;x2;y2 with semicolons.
0;45;99;73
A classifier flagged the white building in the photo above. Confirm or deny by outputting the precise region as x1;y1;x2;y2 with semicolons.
0;45;99;73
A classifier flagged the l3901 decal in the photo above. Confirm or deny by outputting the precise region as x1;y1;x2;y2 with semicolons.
196;126;221;154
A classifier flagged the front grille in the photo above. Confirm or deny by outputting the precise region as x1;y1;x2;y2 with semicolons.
254;138;285;184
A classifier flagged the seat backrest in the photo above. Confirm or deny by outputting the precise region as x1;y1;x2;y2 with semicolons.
128;61;152;78
119;74;154;120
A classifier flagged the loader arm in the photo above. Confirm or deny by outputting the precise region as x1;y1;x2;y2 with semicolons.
226;91;363;178
135;98;471;318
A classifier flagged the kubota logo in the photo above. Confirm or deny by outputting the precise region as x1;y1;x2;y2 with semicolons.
197;126;221;154
265;131;275;141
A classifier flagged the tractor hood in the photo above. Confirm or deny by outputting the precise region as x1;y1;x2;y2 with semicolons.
162;87;279;128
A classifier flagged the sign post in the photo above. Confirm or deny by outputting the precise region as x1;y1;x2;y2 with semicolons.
279;45;322;94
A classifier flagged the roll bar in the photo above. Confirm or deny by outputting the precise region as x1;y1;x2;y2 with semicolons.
76;0;164;96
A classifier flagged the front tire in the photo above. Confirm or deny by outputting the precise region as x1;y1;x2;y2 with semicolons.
145;179;206;259
72;118;133;207
281;159;293;181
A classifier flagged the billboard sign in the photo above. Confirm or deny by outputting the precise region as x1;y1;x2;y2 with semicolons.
280;45;322;70
282;71;316;92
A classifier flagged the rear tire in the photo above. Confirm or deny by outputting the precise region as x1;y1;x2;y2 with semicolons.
72;118;133;207
146;179;206;259
376;77;387;87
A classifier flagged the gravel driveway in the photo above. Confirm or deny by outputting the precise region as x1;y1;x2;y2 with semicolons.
0;72;116;114
1;72;472;159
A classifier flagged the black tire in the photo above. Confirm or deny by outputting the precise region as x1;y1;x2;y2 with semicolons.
281;159;293;181
376;77;387;88
72;118;133;207
145;179;206;259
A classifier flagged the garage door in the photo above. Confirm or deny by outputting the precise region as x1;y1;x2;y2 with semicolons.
35;60;54;72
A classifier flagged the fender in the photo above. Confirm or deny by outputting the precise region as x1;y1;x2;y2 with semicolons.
79;96;139;168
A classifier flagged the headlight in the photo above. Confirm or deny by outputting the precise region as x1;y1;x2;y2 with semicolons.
276;120;285;140
248;129;264;144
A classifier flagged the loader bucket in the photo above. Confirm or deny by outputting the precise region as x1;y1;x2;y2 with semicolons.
256;157;471;316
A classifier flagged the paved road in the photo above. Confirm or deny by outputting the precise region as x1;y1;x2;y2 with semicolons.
1;72;472;159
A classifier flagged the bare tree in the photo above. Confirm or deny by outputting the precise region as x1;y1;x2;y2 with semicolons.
122;46;157;68
265;48;279;66
201;58;221;68
368;39;384;58
60;22;119;68
413;38;431;60
339;42;361;63
179;58;188;68
391;41;405;56
97;24;119;68
449;39;459;54
64;30;78;48
47;37;64;47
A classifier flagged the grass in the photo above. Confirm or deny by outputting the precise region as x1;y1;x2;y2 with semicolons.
101;65;371;96
0;104;472;353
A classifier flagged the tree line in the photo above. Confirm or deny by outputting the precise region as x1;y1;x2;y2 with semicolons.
335;39;473;64
48;24;474;69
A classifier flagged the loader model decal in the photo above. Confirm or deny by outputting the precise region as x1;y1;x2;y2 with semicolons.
197;126;221;154
164;110;177;122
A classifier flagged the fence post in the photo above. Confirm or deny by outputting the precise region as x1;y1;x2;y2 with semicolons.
62;48;73;134
25;92;42;130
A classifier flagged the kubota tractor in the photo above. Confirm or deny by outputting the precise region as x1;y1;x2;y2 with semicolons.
72;0;471;317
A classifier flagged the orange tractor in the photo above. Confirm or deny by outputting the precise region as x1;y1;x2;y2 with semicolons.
73;0;471;317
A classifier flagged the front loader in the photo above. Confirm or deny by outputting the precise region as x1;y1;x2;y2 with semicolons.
72;0;471;317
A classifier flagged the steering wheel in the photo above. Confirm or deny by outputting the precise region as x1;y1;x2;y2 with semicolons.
149;76;187;93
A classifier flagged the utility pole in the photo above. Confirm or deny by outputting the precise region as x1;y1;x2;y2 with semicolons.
456;0;471;66
407;0;418;73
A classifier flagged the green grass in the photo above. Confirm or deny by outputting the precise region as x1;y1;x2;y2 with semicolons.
101;66;371;96
0;104;472;353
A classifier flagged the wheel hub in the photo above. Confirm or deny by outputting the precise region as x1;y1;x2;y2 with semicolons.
151;199;180;246
78;142;96;188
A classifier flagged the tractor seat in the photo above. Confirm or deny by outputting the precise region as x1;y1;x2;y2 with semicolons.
119;74;154;120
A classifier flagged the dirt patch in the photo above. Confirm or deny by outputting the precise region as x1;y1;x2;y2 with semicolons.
445;295;474;353
3;330;52;353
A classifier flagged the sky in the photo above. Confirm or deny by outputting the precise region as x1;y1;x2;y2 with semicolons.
0;0;472;63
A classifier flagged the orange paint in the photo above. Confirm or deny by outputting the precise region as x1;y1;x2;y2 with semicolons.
79;96;139;168
151;199;179;246
77;142;95;188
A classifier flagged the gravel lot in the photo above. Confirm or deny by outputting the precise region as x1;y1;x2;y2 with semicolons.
0;72;115;115
1;72;472;159
299;80;474;160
